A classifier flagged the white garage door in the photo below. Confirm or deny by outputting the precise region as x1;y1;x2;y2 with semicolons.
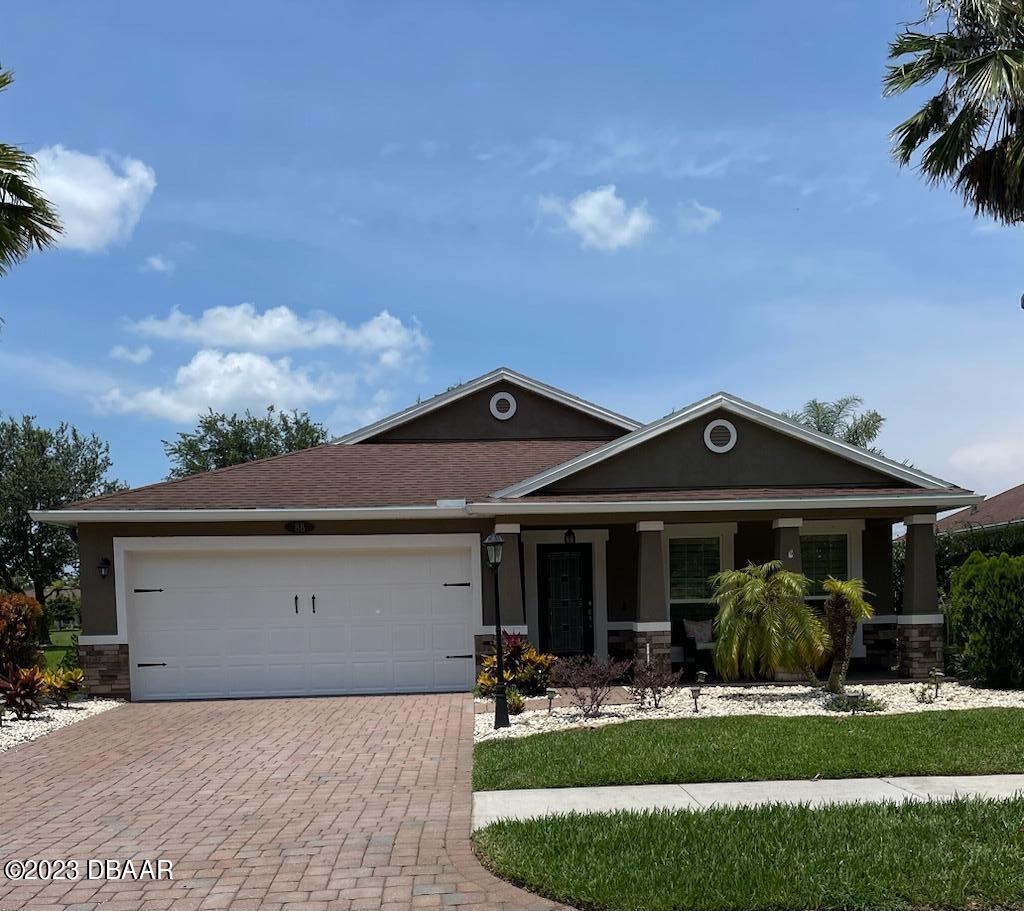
124;538;479;700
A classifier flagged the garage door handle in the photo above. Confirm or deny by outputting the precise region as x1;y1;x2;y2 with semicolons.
294;595;299;615
445;654;473;659
443;582;471;587
136;662;166;668
311;594;316;614
134;588;164;593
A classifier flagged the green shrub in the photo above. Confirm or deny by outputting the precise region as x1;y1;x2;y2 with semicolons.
506;686;525;715
58;632;81;671
0;593;43;668
950;551;1024;687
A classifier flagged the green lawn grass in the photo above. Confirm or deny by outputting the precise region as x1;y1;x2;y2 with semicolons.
473;708;1024;791
41;628;79;670
474;798;1024;911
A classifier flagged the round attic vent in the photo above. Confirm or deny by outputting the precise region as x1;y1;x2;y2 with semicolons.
704;418;737;453
489;391;517;421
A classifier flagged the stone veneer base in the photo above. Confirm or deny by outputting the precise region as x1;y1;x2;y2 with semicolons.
81;643;131;699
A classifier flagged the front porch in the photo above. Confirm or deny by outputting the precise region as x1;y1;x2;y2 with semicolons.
474;513;943;680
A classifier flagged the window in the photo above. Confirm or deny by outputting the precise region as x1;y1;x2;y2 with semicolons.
800;533;848;596
669;537;720;601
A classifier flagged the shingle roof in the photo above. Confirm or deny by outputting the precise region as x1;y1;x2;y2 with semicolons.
66;440;607;511
936;482;1024;533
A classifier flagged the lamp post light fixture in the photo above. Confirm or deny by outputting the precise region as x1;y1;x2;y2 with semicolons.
546;687;557;714
97;558;112;579
690;670;708;713
483;532;510;729
929;666;945;700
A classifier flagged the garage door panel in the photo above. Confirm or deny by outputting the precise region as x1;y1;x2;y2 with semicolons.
127;542;477;700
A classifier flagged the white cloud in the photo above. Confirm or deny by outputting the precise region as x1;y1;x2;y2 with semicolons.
539;185;653;251
100;349;351;423
678;200;722;234
32;145;156;252
128;304;429;364
143;255;175;274
109;344;153;365
949;439;1024;492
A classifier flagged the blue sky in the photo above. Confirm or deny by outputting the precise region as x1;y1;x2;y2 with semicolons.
2;2;1021;495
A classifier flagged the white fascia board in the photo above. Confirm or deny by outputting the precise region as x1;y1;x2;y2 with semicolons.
468;492;983;516
29;505;471;527
492;392;957;498
333;367;640;443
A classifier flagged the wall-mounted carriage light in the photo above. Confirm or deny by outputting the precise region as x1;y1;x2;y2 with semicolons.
563;528;576;545
97;557;112;579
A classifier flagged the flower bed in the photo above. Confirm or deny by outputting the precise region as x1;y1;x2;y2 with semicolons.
0;698;121;752
473;682;1024;742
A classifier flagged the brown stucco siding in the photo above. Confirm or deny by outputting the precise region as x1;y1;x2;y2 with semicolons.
370;382;627;442
863;518;895;615
735;520;773;567
606;525;639;622
545;410;909;492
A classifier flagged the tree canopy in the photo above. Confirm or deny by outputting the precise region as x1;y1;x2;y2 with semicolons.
886;0;1024;223
163;406;329;478
0;416;122;611
0;67;61;276
783;395;885;452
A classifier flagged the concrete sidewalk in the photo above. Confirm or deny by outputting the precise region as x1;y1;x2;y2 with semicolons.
473;773;1024;829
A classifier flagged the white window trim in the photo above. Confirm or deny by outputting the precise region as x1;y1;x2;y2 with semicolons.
522;529;609;658
799;520;865;656
663;522;737;606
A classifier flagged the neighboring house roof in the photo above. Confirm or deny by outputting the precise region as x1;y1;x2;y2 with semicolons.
33;372;983;525
492;391;957;497
333;367;641;443
935;482;1024;534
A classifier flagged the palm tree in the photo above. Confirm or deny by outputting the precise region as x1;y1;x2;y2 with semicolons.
783;396;885;452
885;0;1024;224
0;67;61;276
821;577;875;694
710;561;830;680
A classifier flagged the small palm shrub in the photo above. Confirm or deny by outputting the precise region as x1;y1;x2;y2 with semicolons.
43;668;85;707
476;633;555;696
949;551;1024;687
0;665;45;720
554;656;630;718
711;561;830;680
627;660;681;709
822;577;874;694
0;593;43;669
506;686;525;715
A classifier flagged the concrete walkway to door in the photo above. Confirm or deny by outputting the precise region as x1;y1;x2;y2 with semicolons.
0;694;567;911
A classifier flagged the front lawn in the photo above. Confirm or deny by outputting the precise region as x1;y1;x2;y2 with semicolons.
41;628;79;670
474;797;1024;911
473;707;1024;791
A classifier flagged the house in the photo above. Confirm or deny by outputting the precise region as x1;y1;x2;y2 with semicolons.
32;368;980;700
934;482;1024;534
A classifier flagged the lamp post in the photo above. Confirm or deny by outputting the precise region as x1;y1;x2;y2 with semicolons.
483;532;509;729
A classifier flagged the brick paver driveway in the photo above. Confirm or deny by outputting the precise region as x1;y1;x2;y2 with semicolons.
0;695;567;911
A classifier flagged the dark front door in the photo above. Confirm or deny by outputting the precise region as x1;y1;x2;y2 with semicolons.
538;544;594;656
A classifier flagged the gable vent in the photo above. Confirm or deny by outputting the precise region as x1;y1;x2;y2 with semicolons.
704;419;737;453
489;391;517;421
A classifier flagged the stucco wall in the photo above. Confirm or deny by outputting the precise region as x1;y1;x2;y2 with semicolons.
370;382;627;442
545;409;906;491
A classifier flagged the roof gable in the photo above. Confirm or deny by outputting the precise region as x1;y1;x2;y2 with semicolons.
335;368;639;443
493;392;956;498
936;482;1023;532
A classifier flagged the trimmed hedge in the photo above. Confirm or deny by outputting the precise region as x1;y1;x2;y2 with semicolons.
949;551;1024;687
